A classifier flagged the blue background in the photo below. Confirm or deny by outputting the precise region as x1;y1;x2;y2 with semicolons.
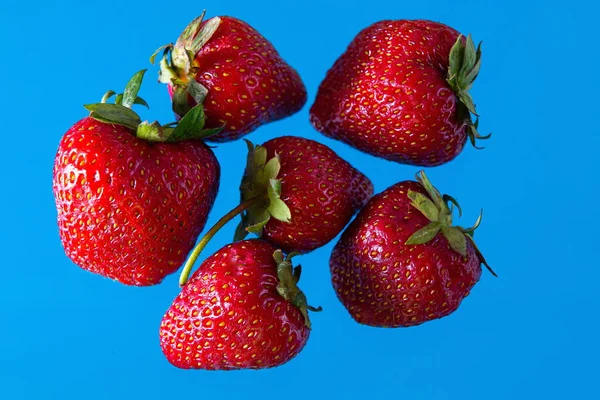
1;0;597;398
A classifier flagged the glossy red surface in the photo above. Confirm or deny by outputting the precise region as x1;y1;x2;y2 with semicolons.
52;117;220;286
261;136;374;252
160;240;310;370
310;20;469;166
330;180;482;327
169;16;307;142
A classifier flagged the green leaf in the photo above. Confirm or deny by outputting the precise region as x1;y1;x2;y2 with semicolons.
463;41;482;90
246;216;270;234
253;146;267;169
245;207;271;234
263;156;281;181
101;90;116;104
447;35;465;84
187;80;209;105
443;194;462;217
462;208;483;234
458;35;477;84
115;94;123;105
244;139;255;153
189;16;222;53
273;249;285;264
407;190;439;222
268;198;292;223
176;11;206;48
458;91;478;116
171;86;192;117
415;171;446;211
167;103;206;141
158;54;178;84
84;103;141;130
134;96;149;109
441;226;467;256
233;216;249;241
122;70;147;109
150;44;171;65
171;43;192;75
268;179;282;198
293;265;302;283
405;222;442;245
465;234;497;277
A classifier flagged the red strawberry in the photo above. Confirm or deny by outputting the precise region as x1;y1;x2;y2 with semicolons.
330;171;495;327
53;70;221;286
154;11;307;142
160;239;319;370
310;20;490;166
178;136;373;285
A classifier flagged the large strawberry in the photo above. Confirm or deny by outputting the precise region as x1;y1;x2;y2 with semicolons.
330;171;495;327
160;239;320;370
153;11;307;142
178;136;373;285
53;70;221;286
310;20;490;166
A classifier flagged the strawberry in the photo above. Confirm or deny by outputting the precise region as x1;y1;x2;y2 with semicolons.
330;171;495;327
310;20;490;166
178;136;373;285
160;239;320;370
53;70;221;286
153;11;307;142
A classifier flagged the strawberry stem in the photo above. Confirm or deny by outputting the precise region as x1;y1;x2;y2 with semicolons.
179;197;260;286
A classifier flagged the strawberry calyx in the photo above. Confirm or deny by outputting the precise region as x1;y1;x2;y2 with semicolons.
405;171;497;276
273;250;322;329
234;140;292;241
446;34;491;149
151;10;222;118
178;140;292;287
84;69;222;142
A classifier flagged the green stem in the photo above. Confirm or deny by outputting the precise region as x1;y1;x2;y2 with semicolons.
179;197;259;286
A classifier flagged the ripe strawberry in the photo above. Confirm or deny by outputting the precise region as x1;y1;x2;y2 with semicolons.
160;239;320;370
53;70;221;286
330;171;495;327
153;11;307;142
310;20;490;166
178;136;373;285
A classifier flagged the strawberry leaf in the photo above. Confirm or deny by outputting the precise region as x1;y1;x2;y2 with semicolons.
408;190;439;222
84;103;141;130
189;16;222;53
233;219;250;241
441;226;467;256
405;222;442;245
268;198;291;223
167;103;206;141
121;69;146;109
263;156;281;182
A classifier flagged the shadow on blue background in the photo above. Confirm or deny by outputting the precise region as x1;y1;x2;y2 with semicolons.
1;0;598;398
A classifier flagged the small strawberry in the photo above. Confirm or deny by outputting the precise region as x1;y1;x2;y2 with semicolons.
53;70;221;286
178;136;373;285
160;239;320;370
330;171;495;327
153;11;307;142
310;20;490;166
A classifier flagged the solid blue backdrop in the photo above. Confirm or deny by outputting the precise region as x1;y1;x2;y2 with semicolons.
1;0;597;399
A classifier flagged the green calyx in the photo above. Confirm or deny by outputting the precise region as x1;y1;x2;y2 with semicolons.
234;140;292;241
273;250;322;329
150;10;222;118
405;170;497;277
446;34;491;149
84;69;221;142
